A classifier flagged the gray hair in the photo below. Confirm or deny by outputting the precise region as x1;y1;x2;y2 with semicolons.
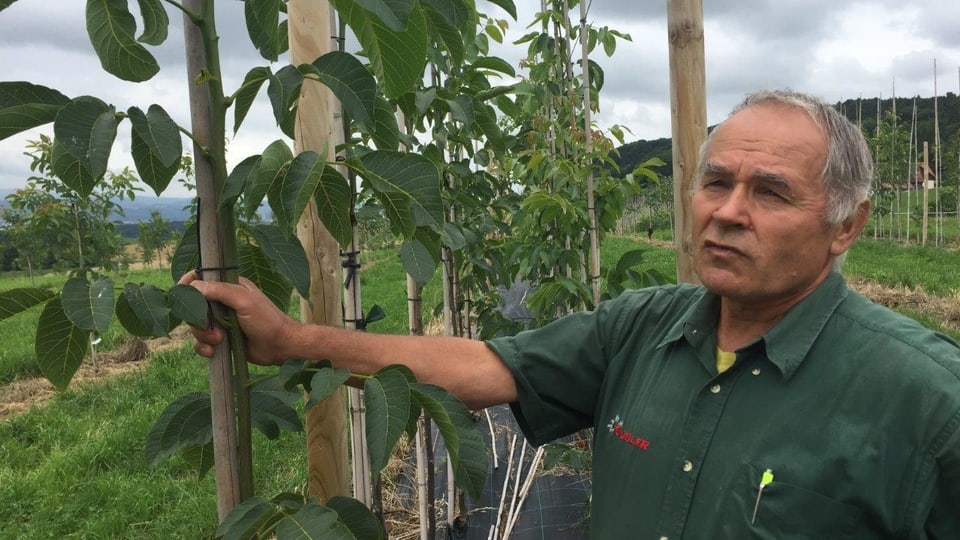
694;89;873;225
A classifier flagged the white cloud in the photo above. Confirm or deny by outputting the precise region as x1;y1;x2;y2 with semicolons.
1;0;958;197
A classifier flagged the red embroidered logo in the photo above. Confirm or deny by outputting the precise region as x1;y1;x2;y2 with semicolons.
607;415;650;450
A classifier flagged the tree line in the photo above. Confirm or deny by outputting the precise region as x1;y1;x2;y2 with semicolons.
612;93;960;187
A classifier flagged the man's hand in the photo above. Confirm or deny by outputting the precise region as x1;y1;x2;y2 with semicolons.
178;271;298;366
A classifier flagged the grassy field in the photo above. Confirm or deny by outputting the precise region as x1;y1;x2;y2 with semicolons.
0;235;958;538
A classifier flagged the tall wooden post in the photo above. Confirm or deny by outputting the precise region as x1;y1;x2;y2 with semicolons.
667;0;707;284
922;141;930;246
288;0;351;502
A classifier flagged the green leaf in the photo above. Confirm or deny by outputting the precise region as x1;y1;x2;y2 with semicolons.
51;96;118;197
314;166;353;248
127;105;180;167
441;223;466;250
215;496;279;539
167;284;208;328
471;56;516;78
482;0;516;19
233;67;271;134
361;94;400;152
443;95;474;128
411;383;489;498
0;288;55;321
374;191;414;238
354;0;414;32
358;151;443;228
244;0;285;61
116;283;171;337
331;0;429;99
222;155;261;209
309;51;376;127
180;441;215;479
365;369;412;474
269;149;327;235
419;0;470;28
275;504;355;539
86;0;160;82
0;0;19;12
170;220;199;282
376;365;418;440
144;392;212;466
399;239;435;286
0;81;70;141
35;297;89;390
325;496;383;540
134;0;168;45
116;285;164;337
250;390;303;440
267;65;304;134
422;5;464;66
238;242;294;312
61;277;115;332
247;140;292;219
307;366;352;405
249;223;311;300
128;105;182;195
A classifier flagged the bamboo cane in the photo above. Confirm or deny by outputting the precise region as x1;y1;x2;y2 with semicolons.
580;0;601;306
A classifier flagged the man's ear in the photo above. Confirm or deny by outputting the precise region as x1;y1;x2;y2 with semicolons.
830;199;870;256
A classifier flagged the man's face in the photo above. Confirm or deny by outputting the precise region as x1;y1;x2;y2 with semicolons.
691;104;857;306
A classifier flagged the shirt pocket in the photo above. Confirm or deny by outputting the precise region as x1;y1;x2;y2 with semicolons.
716;463;866;540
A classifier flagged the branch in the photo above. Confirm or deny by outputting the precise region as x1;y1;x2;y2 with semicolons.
163;0;201;25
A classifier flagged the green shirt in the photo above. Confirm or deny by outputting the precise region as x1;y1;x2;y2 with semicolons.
487;272;960;539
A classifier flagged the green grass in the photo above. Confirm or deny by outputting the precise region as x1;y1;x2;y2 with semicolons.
843;238;960;296
1;237;958;538
0;347;310;539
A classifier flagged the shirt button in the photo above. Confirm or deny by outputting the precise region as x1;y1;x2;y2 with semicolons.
752;368;761;376
709;383;721;393
682;460;694;472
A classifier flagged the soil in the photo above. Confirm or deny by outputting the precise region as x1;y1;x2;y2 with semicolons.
2;241;958;420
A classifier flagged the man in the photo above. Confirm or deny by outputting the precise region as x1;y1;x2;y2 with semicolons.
184;90;960;538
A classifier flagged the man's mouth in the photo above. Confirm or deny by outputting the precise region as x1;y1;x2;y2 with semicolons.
703;240;746;257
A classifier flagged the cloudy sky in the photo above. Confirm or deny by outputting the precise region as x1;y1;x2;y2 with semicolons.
1;0;958;198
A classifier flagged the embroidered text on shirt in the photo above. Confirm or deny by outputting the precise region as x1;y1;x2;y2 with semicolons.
607;414;650;450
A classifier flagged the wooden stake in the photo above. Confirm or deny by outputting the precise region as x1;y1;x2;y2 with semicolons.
288;0;351;503
667;0;707;284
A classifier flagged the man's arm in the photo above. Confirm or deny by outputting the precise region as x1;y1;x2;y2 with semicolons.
180;271;518;410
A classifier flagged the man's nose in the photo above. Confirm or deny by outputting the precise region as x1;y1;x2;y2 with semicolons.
712;187;752;228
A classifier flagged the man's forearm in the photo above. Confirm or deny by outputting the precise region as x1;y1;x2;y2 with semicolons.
285;323;518;409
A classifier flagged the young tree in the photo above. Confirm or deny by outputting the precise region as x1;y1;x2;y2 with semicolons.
138;209;171;267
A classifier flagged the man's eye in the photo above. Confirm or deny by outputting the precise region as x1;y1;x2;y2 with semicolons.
702;179;725;189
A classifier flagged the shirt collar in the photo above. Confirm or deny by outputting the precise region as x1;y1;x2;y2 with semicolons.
762;271;849;380
656;272;849;380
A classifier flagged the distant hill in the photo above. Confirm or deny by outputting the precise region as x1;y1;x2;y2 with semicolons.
118;196;195;223
0;190;194;222
611;94;960;182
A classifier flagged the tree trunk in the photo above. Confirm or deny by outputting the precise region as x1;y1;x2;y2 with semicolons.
183;0;250;519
